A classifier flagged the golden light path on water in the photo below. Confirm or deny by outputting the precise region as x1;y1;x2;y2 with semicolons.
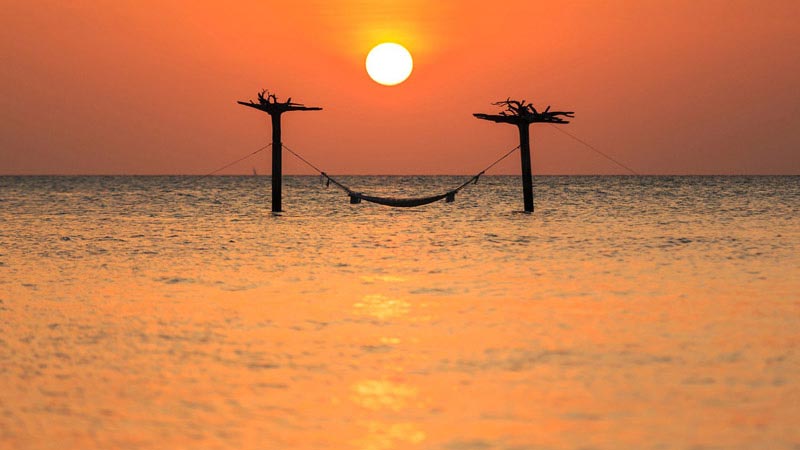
1;175;798;449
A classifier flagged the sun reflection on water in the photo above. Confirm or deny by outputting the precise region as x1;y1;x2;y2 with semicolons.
350;379;427;449
351;379;419;411
355;421;426;450
353;294;411;320
360;275;407;283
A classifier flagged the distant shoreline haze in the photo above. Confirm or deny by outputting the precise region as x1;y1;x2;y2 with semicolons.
1;174;798;177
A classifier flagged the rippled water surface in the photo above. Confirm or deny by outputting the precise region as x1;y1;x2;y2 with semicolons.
1;175;799;449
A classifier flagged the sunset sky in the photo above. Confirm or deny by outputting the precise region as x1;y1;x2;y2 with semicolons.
1;0;798;175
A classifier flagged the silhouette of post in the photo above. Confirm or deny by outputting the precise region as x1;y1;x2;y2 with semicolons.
238;90;322;212
517;124;533;211
270;113;282;210
474;99;573;212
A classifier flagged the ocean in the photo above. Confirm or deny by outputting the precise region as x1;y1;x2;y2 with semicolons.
1;175;798;449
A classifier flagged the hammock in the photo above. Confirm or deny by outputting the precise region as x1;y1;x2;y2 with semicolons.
317;169;478;207
349;191;457;207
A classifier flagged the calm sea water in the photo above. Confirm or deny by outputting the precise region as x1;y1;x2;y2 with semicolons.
1;175;799;450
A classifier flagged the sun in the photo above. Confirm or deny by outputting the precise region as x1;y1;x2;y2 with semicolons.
365;43;413;86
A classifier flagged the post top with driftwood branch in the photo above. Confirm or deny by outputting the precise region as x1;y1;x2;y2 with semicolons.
237;90;322;116
473;98;574;212
473;98;573;126
238;89;322;213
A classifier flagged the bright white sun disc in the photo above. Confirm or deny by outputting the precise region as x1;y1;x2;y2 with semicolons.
366;43;413;86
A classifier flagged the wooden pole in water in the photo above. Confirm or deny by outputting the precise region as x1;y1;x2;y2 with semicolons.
474;99;574;212
238;90;322;212
518;123;534;212
271;113;282;212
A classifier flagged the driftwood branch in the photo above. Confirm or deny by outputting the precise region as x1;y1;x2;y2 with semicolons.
238;89;322;115
475;98;573;125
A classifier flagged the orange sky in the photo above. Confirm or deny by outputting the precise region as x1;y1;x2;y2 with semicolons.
1;0;799;175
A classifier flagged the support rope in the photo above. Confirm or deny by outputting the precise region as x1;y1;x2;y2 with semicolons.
547;125;640;175
198;143;272;177
282;143;520;207
176;142;271;189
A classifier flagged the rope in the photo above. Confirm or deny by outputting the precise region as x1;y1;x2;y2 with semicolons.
282;144;353;193
282;143;326;175
174;142;271;190
198;143;272;177
547;124;640;175
282;143;351;195
476;144;519;175
446;144;520;193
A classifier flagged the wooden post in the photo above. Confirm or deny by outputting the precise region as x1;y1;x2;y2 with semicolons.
474;99;573;213
518;124;534;212
238;90;321;212
271;113;282;212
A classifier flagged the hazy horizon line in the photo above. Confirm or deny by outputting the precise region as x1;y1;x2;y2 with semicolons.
2;173;798;177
